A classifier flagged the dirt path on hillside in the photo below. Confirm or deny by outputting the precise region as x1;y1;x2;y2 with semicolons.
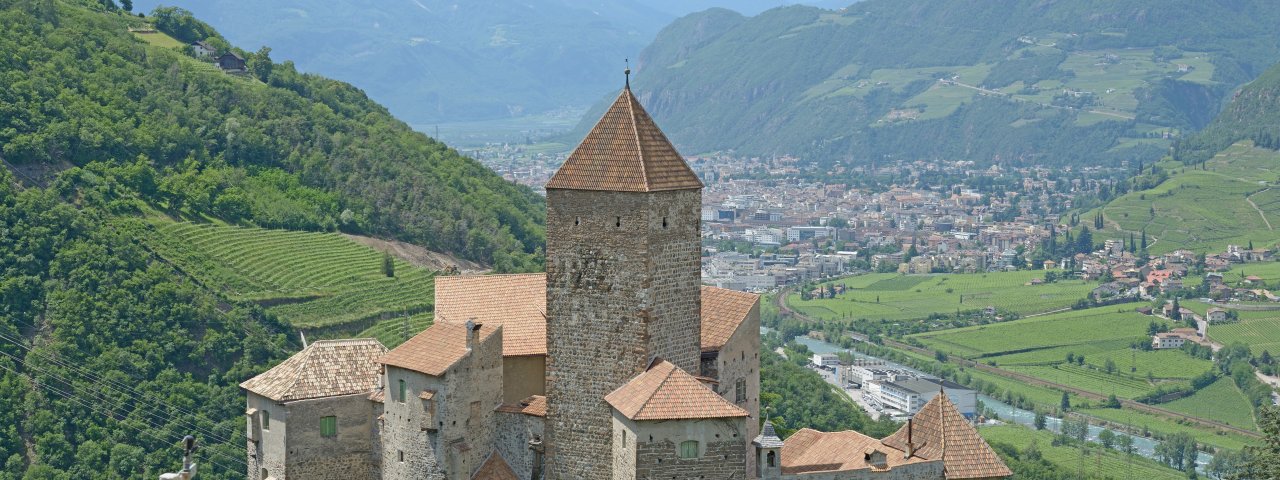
1246;189;1273;231
342;234;489;274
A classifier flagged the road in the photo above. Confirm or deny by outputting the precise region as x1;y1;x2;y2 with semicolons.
1247;188;1274;231
939;79;1136;120
776;288;1262;439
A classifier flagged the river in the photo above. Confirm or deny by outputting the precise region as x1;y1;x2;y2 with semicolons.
784;332;1211;471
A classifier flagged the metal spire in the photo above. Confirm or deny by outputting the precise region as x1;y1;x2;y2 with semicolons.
625;58;631;89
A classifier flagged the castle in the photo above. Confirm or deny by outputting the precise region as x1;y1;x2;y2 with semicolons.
240;80;1011;480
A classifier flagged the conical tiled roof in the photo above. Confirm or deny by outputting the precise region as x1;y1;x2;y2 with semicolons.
545;87;703;192
239;339;387;402
754;419;784;448
881;392;1011;479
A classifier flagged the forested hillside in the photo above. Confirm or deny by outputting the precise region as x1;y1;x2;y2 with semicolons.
0;0;546;272
607;0;1280;169
1176;62;1280;164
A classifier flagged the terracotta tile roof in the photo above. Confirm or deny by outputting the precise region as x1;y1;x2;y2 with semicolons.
240;339;387;402
782;427;947;475
545;87;702;192
495;395;547;417
605;360;748;421
435;274;546;357
701;286;759;352
378;322;499;376
881;393;1012;479
471;453;518;480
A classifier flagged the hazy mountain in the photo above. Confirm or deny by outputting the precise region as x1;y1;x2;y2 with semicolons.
131;0;855;126
1177;61;1280;163
602;0;1280;168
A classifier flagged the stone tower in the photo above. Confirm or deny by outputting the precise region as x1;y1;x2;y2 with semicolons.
543;83;704;479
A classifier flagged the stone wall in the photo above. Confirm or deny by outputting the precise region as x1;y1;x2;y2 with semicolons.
715;301;761;478
246;392;287;480
624;416;747;480
778;460;943;480
381;328;504;480
494;412;545;480
283;394;380;480
545;188;702;479
502;355;546;404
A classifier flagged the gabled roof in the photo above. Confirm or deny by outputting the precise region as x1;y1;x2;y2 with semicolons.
471;453;518;480
881;393;1012;479
378;322;500;376
701;286;759;352
545;87;702;192
240;339;386;403
435;274;546;356
780;428;924;475
605;360;747;421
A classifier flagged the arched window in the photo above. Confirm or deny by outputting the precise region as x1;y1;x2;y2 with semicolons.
679;440;699;458
767;451;776;467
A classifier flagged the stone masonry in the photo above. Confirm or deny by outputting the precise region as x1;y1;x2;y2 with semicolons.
544;187;702;479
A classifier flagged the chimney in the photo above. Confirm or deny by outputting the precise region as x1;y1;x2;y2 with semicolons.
465;319;480;350
905;418;914;458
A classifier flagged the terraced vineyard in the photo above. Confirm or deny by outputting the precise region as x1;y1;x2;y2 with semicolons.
978;425;1184;480
789;270;1095;322
1099;142;1280;254
143;220;437;331
358;312;434;349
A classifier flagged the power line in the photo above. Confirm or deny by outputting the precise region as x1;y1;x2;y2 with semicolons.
0;331;243;451
0;358;247;474
0;348;249;469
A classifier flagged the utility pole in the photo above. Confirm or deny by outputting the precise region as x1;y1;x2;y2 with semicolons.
159;436;197;479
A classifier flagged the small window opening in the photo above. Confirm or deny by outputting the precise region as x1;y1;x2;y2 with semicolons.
320;416;337;437
398;379;406;403
616;216;621;227
662;217;668;228
767;451;776;467
399;450;405;462
574;216;580;226
679;440;699;458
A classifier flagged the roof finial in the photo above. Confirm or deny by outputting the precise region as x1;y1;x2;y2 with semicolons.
625;58;631;89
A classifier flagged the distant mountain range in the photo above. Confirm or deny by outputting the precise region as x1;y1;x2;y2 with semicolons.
601;0;1280;168
131;0;856;125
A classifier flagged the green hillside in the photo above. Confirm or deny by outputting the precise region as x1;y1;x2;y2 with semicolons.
1099;141;1278;254
608;0;1280;168
0;0;546;272
1177;62;1280;163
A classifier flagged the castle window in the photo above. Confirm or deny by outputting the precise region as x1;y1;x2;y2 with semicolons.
574;216;580;226
398;379;406;403
320;416;337;437
679;440;699;459
616;216;621;227
398;450;405;462
662;217;668;228
261;410;270;431
767;451;776;467
621;430;627;447
735;378;746;404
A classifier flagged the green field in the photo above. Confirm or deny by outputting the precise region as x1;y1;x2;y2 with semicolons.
789;270;1094;322
1163;377;1257;430
131;30;185;49
1100;142;1280;254
912;306;1214;398
1078;406;1256;452
143;220;436;330
978;425;1185;480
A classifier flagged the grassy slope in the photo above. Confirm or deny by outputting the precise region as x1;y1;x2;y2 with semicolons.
1162;377;1257;430
789;270;1094;322
1100;142;1279;254
912;306;1214;399
141;219;436;332
979;425;1185;479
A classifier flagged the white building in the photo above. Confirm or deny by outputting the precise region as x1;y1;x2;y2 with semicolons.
875;378;977;418
812;353;841;368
